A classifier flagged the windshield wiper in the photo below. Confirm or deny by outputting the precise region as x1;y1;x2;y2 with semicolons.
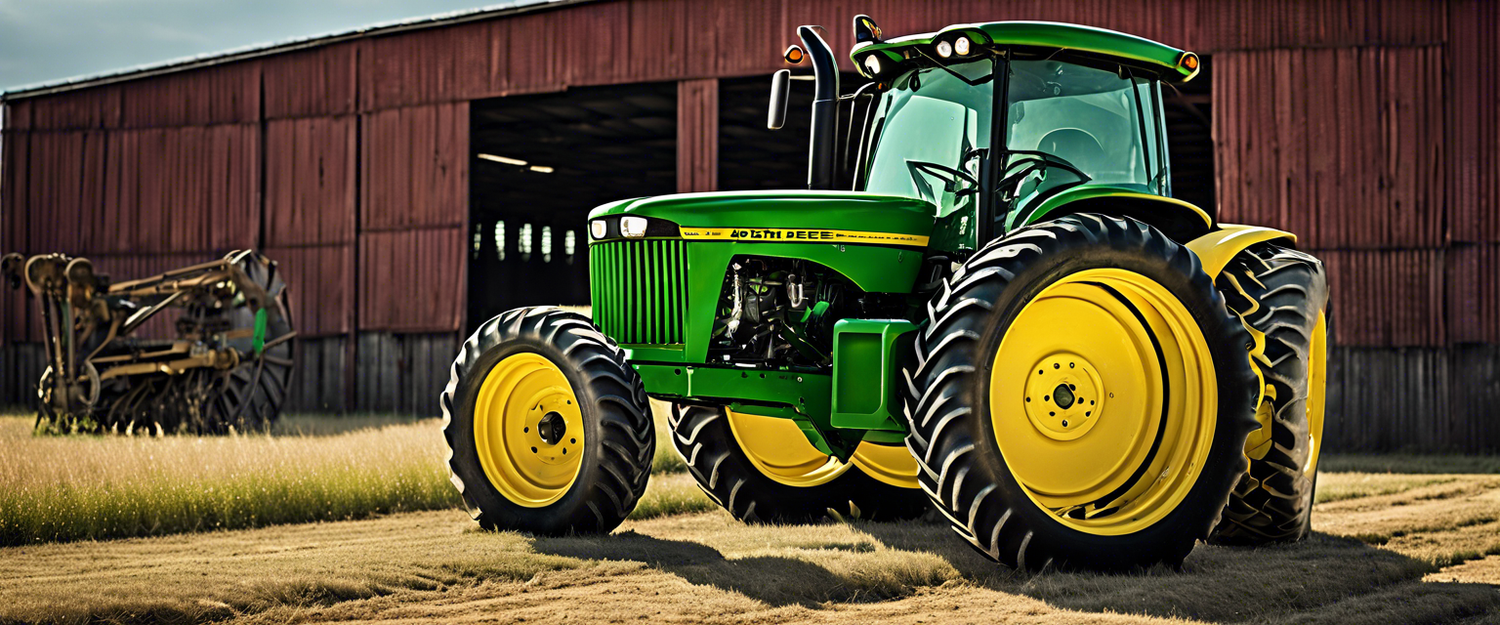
906;159;982;201
1002;150;1091;183
910;48;994;87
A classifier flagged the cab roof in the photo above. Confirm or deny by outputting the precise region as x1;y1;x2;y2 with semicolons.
852;21;1200;82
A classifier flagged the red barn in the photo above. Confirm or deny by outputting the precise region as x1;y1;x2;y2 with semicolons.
2;0;1497;452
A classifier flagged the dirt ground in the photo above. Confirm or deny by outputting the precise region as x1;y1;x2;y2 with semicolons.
2;474;1499;625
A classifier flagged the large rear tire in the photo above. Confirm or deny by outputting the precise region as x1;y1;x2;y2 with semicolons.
906;214;1259;571
442;307;653;535
1211;244;1329;544
671;404;929;524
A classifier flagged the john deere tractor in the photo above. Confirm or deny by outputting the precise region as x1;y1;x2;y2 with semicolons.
442;17;1329;571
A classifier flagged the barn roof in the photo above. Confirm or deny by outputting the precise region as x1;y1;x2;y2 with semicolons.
1;0;595;101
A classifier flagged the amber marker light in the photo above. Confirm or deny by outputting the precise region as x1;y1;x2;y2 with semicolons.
1181;53;1199;70
784;45;805;64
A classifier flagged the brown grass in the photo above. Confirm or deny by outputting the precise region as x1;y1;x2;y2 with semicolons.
2;401;1498;624
0;407;707;544
0;414;459;545
3;497;1500;625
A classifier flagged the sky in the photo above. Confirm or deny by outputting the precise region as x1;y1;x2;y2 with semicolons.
0;0;515;91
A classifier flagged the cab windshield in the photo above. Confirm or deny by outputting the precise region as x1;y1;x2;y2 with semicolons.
1001;59;1167;208
858;55;1169;227
861;59;994;217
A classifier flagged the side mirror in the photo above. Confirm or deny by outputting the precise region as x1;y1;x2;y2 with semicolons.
767;69;791;130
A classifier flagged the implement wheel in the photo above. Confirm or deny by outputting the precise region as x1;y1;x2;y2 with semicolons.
671;404;929;523
205;252;295;433
1211;244;1329;544
906;214;1258;571
443;307;654;535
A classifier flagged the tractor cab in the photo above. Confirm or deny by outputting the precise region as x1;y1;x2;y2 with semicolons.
775;19;1203;252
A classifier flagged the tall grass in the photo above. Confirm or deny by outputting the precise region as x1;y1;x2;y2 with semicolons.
0;406;706;546
0;414;459;545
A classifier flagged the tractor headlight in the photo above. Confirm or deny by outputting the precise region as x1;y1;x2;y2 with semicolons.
863;54;882;76
935;40;953;58
590;220;607;240
954;37;971;56
620;216;648;239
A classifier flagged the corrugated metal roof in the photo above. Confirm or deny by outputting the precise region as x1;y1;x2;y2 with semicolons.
0;0;596;101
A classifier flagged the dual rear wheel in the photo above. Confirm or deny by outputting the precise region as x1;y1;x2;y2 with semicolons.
905;214;1261;571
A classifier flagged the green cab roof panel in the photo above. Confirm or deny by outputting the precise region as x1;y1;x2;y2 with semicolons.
855;21;1199;82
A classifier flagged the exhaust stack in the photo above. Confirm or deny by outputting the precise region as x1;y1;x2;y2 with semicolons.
797;25;838;190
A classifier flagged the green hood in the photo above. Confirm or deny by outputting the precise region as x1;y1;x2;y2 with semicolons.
588;190;937;239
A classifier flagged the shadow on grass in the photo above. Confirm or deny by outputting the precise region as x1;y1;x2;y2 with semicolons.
535;516;1500;622
533;531;880;607
858;520;1500;623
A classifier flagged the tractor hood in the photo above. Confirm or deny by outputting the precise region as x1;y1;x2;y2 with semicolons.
587;190;937;245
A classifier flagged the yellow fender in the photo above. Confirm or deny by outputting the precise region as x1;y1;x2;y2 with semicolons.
1185;224;1297;278
1185;224;1297;457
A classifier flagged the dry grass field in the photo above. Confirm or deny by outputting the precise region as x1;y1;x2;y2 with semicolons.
0;407;706;546
1;406;1498;624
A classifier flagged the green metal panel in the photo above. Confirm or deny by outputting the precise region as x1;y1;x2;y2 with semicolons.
855;21;1199;83
830;319;915;432
1011;184;1213;230
587;190;936;237
632;363;854;457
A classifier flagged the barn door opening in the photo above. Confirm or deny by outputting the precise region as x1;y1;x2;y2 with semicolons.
467;82;677;331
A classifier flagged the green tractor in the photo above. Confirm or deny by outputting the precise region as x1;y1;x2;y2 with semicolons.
441;17;1329;571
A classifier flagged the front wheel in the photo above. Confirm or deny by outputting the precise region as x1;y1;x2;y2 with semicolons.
906;214;1259;571
442;307;654;535
671;404;929;524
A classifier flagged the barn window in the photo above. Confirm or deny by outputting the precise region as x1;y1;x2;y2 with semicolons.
519;223;533;260
542;226;554;263
472;223;483;260
564;230;577;264
494;221;507;262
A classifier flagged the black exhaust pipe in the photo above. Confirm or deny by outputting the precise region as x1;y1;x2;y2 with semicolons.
797;25;838;190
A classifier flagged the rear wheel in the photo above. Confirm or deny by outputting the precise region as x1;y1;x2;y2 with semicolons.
906;214;1258;571
1211;245;1329;544
671;404;929;523
443;307;653;535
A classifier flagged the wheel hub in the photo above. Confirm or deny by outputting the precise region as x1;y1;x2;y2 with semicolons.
537;411;567;445
472;352;585;507
1022;353;1103;441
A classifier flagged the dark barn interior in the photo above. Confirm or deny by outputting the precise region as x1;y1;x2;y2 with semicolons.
467;82;678;329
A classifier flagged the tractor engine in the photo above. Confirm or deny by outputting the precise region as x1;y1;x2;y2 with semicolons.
708;257;904;369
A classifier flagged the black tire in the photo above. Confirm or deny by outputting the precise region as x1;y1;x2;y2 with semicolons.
670;404;930;524
1211;244;1329;544
905;214;1260;571
442;307;653;535
195;252;294;434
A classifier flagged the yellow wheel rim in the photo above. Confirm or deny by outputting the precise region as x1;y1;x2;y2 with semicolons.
1305;312;1328;475
851;442;921;489
989;268;1217;536
474;352;584;507
725;409;920;489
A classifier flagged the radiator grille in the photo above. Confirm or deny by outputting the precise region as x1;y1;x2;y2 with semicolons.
588;240;688;345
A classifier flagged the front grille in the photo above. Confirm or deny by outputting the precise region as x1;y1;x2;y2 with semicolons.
589;240;688;345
